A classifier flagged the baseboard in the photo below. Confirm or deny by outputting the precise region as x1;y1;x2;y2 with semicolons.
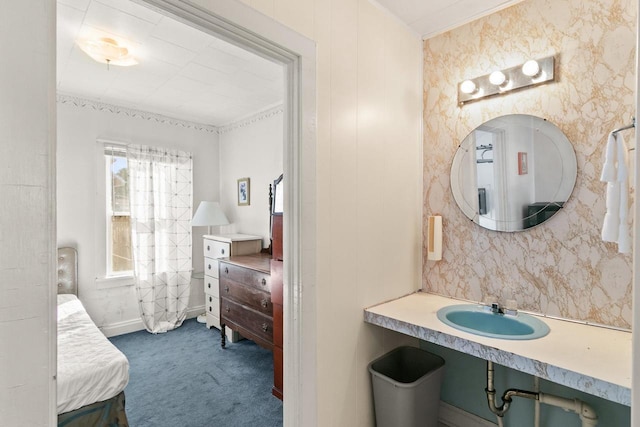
186;305;205;320
439;401;497;427
100;305;205;337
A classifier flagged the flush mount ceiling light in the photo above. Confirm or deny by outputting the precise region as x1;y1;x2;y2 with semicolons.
458;56;554;105
77;37;138;67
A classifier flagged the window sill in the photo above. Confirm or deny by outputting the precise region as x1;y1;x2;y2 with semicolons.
95;275;135;290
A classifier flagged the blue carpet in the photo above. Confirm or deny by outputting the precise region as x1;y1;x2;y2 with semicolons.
110;319;283;427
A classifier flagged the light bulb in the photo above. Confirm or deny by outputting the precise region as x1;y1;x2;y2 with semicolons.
460;80;477;94
489;71;507;86
522;60;540;77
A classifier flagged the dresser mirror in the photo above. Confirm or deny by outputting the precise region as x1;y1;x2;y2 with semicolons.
269;174;284;259
271;174;283;214
450;114;577;232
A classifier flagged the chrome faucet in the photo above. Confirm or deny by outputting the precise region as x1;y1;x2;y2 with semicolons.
488;302;518;316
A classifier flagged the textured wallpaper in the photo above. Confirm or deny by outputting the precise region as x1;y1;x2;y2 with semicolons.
423;0;636;328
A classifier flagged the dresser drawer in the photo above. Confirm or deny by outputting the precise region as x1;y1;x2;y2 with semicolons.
204;257;219;279
206;294;220;318
221;297;273;343
220;280;272;316
204;276;219;298
204;239;231;259
219;262;270;291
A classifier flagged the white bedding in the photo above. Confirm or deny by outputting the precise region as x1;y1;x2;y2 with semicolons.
57;294;129;414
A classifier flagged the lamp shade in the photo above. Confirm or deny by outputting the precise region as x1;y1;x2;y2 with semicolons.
192;202;229;227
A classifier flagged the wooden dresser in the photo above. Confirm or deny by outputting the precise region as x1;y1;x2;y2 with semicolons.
218;176;284;400
270;213;283;400
219;253;273;350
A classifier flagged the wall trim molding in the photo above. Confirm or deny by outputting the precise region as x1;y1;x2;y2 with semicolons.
100;305;204;338
439;401;497;427
217;104;283;134
56;94;219;134
57;93;284;136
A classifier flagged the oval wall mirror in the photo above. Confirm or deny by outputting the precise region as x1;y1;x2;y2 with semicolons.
450;114;577;232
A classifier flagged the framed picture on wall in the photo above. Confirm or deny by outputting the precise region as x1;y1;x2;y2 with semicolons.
518;152;528;175
237;177;250;206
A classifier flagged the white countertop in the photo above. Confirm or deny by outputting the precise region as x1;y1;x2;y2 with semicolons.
364;292;631;406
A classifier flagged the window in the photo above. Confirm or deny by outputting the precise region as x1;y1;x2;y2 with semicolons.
105;146;133;276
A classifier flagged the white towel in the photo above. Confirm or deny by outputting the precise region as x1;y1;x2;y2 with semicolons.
601;182;619;242
616;133;631;253
601;132;631;253
600;133;617;182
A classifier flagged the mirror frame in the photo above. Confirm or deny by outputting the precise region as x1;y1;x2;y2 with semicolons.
450;114;577;232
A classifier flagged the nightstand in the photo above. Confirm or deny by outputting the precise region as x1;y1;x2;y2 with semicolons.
202;233;262;341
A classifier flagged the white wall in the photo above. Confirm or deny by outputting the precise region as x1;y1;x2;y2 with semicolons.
0;1;56;425
57;99;219;333
218;107;284;247
503;122;534;228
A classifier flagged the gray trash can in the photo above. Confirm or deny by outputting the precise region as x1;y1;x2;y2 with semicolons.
369;346;445;427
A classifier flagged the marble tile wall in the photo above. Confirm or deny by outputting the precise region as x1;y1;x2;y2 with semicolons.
423;0;636;328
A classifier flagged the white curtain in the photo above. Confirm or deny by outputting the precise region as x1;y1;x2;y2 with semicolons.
127;144;193;333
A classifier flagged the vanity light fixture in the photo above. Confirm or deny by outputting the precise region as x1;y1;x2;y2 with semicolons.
77;37;138;68
458;56;554;105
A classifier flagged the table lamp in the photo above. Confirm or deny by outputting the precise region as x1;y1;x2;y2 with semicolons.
192;201;229;235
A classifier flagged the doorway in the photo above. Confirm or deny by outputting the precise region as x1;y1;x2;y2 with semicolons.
55;0;317;425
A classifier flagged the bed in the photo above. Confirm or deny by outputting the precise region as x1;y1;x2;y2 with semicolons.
56;247;130;426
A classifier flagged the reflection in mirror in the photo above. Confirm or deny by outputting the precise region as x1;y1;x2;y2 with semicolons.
272;174;283;214
450;114;577;232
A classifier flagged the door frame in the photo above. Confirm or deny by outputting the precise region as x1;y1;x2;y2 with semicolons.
131;1;317;424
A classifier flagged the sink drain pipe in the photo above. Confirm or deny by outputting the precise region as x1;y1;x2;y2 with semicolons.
485;361;598;427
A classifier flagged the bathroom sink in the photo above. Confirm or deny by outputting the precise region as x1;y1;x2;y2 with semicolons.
436;304;550;340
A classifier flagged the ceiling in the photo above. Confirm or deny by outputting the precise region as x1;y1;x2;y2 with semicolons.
372;0;524;39
56;0;284;127
57;0;524;127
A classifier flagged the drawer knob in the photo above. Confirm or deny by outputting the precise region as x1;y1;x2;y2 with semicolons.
207;245;210;251
208;282;211;289
209;296;212;302
209;306;212;312
261;278;266;286
208;264;212;270
261;323;269;332
261;299;268;308
225;307;230;313
221;248;225;255
225;267;229;274
224;285;230;293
